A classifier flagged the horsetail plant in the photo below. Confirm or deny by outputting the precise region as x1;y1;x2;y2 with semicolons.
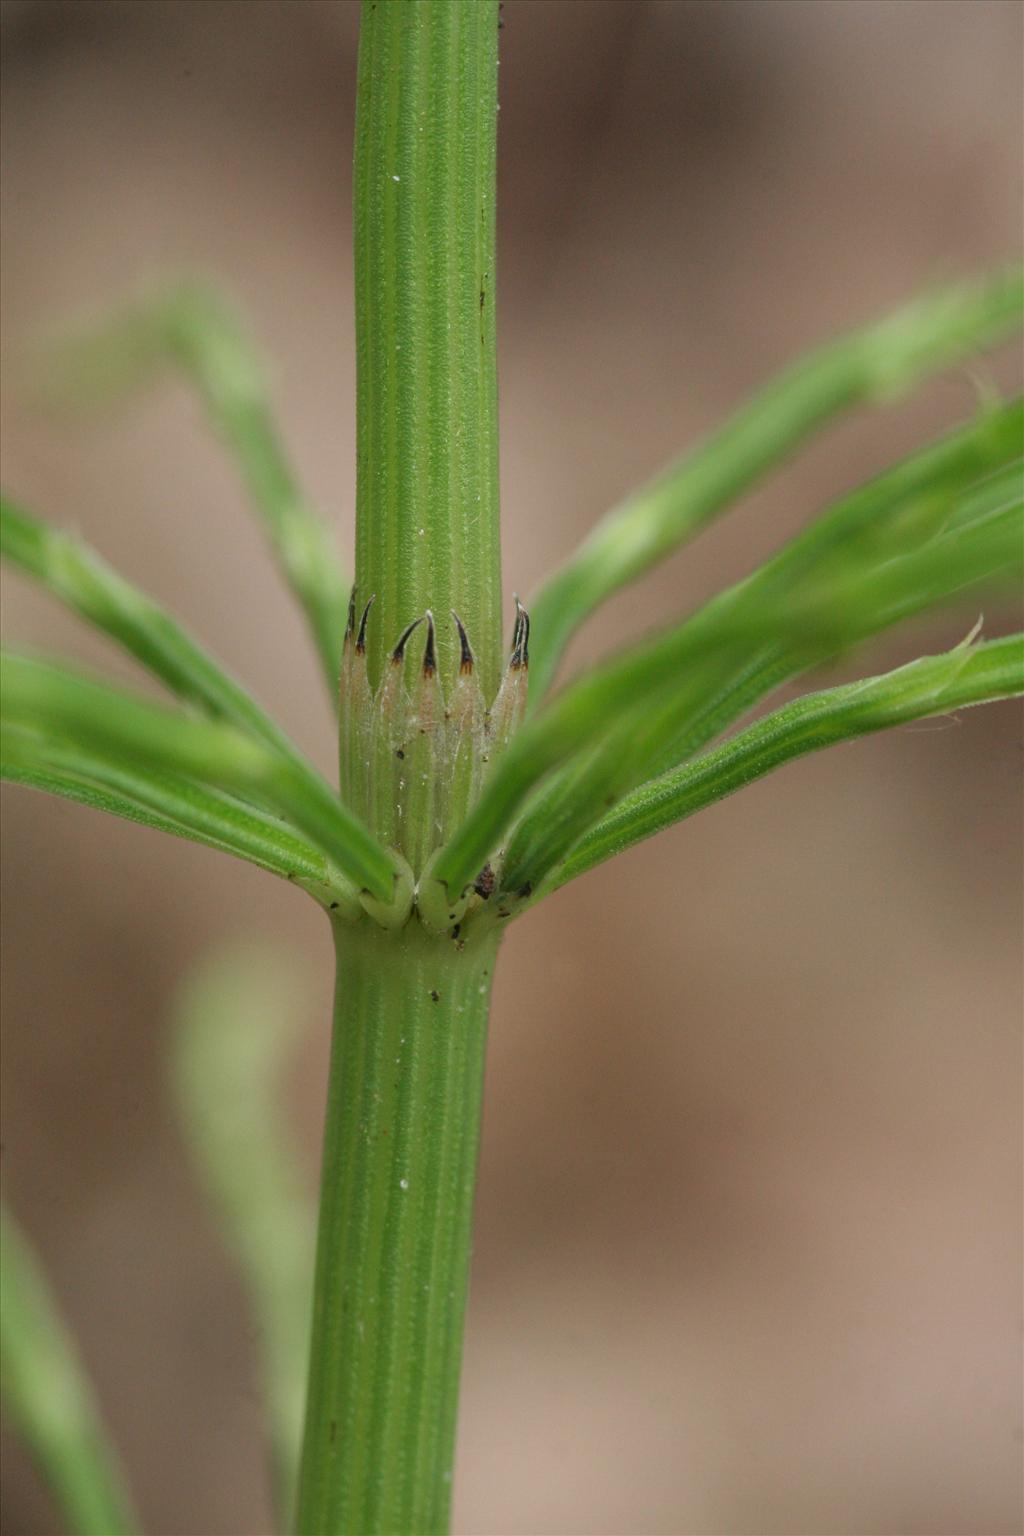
1;2;1022;1533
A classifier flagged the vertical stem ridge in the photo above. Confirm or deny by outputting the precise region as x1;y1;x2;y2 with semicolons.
353;0;502;697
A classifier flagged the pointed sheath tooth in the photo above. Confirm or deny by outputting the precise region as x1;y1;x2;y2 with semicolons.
511;595;524;659
339;584;357;702
346;655;374;822
391;615;424;663
452;609;474;675
404;612;445;873
437;611;482;837
372;615;422;855
509;600;524;665
445;611;485;829
355;594;375;655
514;597;530;668
487;599;530;765
339;585;365;812
421;610;438;678
413;614;442;736
348;595;377;817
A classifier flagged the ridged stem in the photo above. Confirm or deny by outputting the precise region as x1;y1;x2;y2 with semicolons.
353;0;502;699
295;917;500;1534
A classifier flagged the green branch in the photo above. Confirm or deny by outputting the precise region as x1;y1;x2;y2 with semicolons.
44;282;348;694
636;444;1024;785
497;406;1022;891
430;466;1021;909
502;499;1021;897
2;495;325;757
527;266;1023;703
540;633;1024;894
1;653;400;905
1;726;357;912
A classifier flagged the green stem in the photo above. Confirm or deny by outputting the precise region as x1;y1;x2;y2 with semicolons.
295;8;506;1528
353;0;502;697
295;917;500;1534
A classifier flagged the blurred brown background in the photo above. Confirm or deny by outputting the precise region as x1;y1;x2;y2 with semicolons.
1;2;1022;1533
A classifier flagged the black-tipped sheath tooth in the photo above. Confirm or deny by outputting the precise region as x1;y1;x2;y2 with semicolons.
451;610;474;674
508;603;523;665
422;611;437;676
391;615;424;664
356;594;375;655
344;584;358;644
511;595;530;668
518;603;530;667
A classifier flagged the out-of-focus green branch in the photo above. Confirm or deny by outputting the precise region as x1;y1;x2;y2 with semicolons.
171;947;315;1530
43;282;348;695
541;632;1024;894
0;1204;140;1536
528;267;1023;703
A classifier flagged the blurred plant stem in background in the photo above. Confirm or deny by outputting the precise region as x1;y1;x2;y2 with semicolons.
171;945;315;1532
0;1207;140;1536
